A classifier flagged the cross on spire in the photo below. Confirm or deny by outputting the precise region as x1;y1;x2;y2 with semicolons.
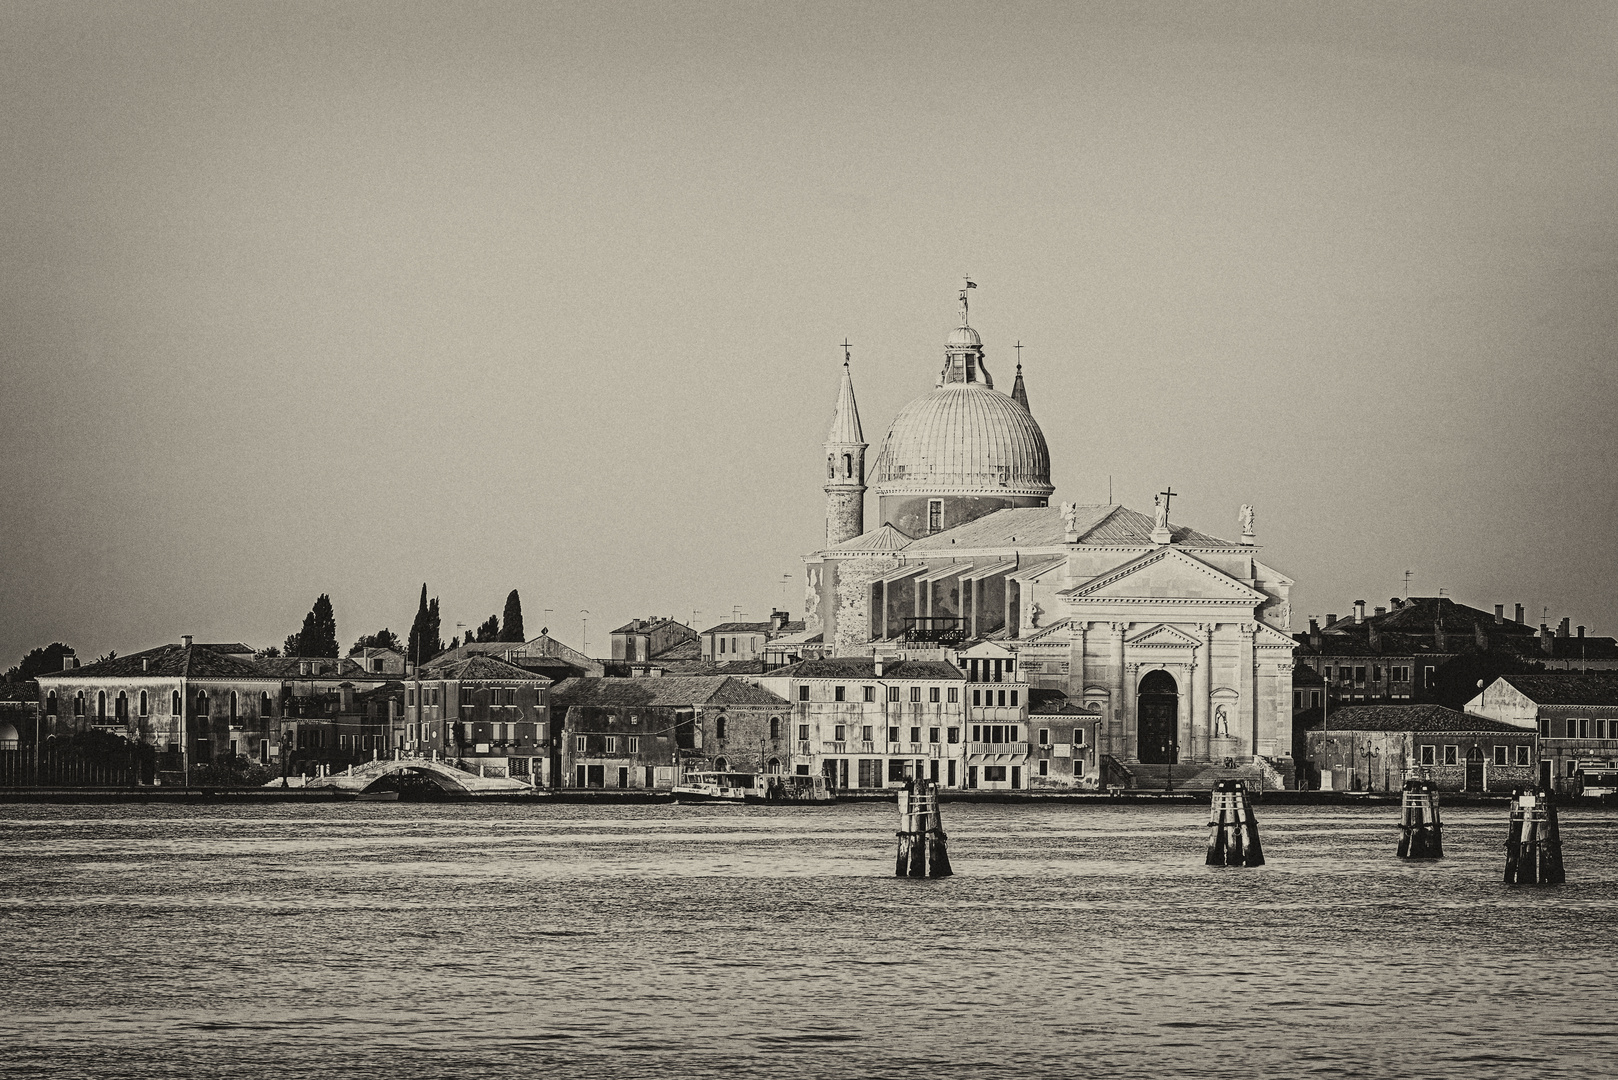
1159;487;1178;515
1014;340;1023;371
842;338;852;365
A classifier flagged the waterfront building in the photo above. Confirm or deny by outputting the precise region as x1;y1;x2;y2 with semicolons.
1299;704;1537;793
402;654;553;786
253;655;393;699
550;676;791;788
1027;689;1103;789
33;639;283;773
278;681;403;778
752;656;967;790
1466;672;1618;792
802;290;1297;778
699;611;805;663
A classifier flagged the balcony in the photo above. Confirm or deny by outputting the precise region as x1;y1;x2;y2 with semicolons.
822;741;847;755
901;617;966;647
970;706;1025;723
969;741;1030;757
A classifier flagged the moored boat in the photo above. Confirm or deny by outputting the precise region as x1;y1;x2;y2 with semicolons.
672;771;755;804
748;773;835;804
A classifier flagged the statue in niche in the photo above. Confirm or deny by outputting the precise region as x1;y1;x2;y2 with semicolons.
1154;493;1169;532
1028;601;1043;628
1061;501;1079;542
1213;704;1230;737
1240;504;1255;535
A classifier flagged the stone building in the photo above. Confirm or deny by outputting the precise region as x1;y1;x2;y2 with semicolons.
609;617;698;664
1299;704;1537;793
752;657;967;790
1466;673;1618;792
402;654;553;785
33;639;284;772
802;291;1296;777
550;676;792;789
699;611;804;663
1027;689;1104;789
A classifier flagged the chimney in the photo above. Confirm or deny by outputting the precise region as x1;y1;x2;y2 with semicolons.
1515;603;1524;624
1374;607;1386;617
1307;619;1320;649
1390;597;1404;609
182;635;193;647
875;655;885;677
770;609;788;632
1494;604;1504;625
1558;617;1570;638
1353;600;1366;624
1326;613;1337;626
1578;625;1586;638
63;654;77;671
142;658;149;672
1540;624;1553;655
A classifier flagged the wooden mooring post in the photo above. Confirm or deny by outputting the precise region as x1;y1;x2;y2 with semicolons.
1397;779;1443;859
1206;779;1265;867
895;778;952;878
1504;787;1565;885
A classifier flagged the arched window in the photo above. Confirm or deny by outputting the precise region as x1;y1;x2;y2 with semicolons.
172;691;182;715
230;691;238;720
260;691;271;717
46;690;56;716
826;455;834;479
195;690;209;719
769;716;780;740
139;690;148;717
715;716;727;740
97;691;106;719
843;452;852;478
75;692;85;716
714;756;728;772
116;691;128;719
767;757;781;774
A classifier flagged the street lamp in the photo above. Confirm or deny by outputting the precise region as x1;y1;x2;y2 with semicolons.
1163;740;1179;791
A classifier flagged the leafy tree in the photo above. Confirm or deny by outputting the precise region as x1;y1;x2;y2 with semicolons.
95;651;118;664
349;629;403;655
256;646;282;659
499;590;525;642
446;634;461;650
407;585;444;665
6;642;76;682
285;594;339;658
473;615;500;643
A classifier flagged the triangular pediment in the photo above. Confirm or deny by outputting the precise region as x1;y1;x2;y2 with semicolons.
1062;547;1266;604
1125;623;1202;647
1254;622;1297;648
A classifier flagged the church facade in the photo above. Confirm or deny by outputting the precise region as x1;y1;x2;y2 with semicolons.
803;290;1297;769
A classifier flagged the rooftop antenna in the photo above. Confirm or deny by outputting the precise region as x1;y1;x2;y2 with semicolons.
1403;570;1412;599
579;609;589;654
692;610;700;629
1108;475;1113;505
780;573;792;607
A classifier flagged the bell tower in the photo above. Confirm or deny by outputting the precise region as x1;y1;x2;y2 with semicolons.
824;342;867;547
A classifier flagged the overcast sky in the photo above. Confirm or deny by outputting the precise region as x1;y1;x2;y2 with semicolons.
2;1;1615;663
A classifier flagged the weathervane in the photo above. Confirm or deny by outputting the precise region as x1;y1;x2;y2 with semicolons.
959;276;976;324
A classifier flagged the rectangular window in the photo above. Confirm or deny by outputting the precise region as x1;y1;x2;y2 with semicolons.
1010;690;1019;707
947;687;959;703
972;724;982;741
1578;718;1589;738
576;735;588;752
928;727;940;743
1005;657;1014;672
909;726;921;743
834;685;846;702
910;686;921;703
1073;727;1085;746
834;725;846;741
1443;745;1458;766
946;727;960;743
1038;728;1050;745
928;499;943;532
973;688;982;707
863;686;875;702
719;638;726;654
1074;759;1085;777
1598;719;1607;740
1420;745;1436;766
1010;726;1019;741
1424;666;1435;687
1493;745;1507;766
888;759;909;782
888;727;900;743
997;689;1007;707
798;724;809;741
605;736;617;753
929;687;940;703
983;765;1007;782
1515;745;1530;766
861;725;873;742
627;736;639;753
1353;666;1365;686
1039;759;1049;777
1568;718;1579;738
888;687;900;702
798;685;809;701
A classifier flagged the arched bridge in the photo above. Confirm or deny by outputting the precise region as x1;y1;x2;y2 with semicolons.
280;757;537;796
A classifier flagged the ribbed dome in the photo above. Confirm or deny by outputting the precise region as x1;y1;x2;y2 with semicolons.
872;383;1053;497
946;325;981;348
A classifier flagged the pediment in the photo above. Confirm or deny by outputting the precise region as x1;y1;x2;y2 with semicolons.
1254;622;1298;648
1125;623;1202;648
1062;547;1266;604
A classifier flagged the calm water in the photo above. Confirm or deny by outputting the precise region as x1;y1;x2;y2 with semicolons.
1;800;1614;1079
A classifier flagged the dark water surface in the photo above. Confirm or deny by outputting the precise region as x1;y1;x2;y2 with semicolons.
1;801;1614;1079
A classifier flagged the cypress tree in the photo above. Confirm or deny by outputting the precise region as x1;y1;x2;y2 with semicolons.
287;594;339;657
499;590;525;642
407;584;435;665
474;615;500;642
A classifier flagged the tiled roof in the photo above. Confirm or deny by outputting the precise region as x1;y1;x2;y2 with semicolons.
1495;673;1618;706
1299;705;1528;733
1028;688;1094;715
610;617;693;636
551;676;789;708
651;639;701;661
702;622;805;636
828;523;914;553
254;656;371;678
419;655;552;683
36;644;278;682
0;680;40;703
765;657;964;681
196;642;255;655
903;504;1234;552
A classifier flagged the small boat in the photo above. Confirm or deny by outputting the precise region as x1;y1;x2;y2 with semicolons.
748;773;835;804
672;771;755;804
355;790;400;802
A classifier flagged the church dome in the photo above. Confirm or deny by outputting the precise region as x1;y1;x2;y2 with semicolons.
871;383;1053;498
946;325;982;349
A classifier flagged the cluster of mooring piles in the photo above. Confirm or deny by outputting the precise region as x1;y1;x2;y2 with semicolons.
1504;788;1565;885
1206;779;1265;867
1397;779;1444;859
895;778;952;878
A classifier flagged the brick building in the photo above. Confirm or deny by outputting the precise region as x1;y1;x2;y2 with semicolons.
1300;704;1537;793
1466;673;1618;793
402;654;553;786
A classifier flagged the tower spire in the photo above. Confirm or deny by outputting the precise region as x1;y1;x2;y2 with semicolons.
824;342;868;547
1011;341;1029;412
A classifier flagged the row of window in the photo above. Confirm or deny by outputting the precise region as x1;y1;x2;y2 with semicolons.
1324;665;1421;686
1416;744;1532;766
1542;717;1618;739
49;689;268;720
798;684;962;704
405;687;535;707
973;688;1018;708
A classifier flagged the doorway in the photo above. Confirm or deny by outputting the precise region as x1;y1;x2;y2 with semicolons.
1137;670;1179;764
1465;745;1484;792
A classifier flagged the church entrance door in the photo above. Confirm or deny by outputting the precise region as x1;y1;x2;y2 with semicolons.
1137;670;1179;764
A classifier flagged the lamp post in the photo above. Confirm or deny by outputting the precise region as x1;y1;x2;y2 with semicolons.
1164;740;1179;791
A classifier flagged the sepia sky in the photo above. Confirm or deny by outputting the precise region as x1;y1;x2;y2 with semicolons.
2;1;1615;663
